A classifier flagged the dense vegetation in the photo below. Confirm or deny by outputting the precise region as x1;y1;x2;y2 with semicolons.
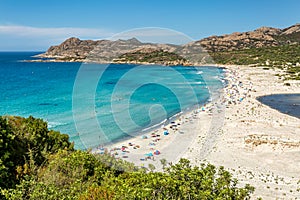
114;49;189;65
0;116;255;199
210;45;300;80
0;116;73;189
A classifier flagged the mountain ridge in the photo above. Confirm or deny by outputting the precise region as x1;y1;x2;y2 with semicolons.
35;23;300;65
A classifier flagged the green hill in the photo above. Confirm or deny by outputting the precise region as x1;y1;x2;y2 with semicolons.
210;45;300;80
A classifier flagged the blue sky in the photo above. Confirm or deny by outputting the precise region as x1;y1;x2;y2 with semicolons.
0;0;299;51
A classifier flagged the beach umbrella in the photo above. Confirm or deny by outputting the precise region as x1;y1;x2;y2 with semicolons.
154;150;160;155
145;152;153;157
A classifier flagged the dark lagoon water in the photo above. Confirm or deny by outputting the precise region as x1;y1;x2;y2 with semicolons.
257;94;300;119
0;52;225;149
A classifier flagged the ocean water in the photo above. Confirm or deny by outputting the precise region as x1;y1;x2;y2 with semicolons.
0;52;225;149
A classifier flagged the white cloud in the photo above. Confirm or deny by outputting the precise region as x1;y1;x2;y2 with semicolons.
0;25;114;39
0;25;115;50
0;25;193;50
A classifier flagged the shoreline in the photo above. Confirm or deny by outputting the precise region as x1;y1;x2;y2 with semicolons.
24;57;228;69
92;99;219;170
92;67;227;170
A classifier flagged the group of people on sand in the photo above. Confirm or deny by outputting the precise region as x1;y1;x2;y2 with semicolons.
95;129;167;161
94;70;248;162
223;69;253;106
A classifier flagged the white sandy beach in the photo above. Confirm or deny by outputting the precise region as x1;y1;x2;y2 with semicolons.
94;65;300;199
185;65;300;199
94;99;219;169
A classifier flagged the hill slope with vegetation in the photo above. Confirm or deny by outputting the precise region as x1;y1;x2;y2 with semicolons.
210;45;300;80
198;24;300;80
113;48;191;66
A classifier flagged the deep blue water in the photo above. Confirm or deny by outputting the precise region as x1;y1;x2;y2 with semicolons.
0;52;225;149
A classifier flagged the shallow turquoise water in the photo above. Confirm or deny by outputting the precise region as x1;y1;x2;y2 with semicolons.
0;52;225;149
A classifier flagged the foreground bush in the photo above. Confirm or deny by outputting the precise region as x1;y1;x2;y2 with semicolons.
87;159;254;200
0;116;73;190
0;116;254;199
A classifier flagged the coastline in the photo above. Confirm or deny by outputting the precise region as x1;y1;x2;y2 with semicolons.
24;57;192;66
93;64;300;199
24;55;225;68
92;66;225;169
92;98;220;170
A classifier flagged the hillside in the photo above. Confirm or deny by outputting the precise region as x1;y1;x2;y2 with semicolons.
191;23;300;52
113;48;192;66
35;24;300;77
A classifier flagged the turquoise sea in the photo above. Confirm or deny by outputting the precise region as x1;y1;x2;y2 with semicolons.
0;52;225;149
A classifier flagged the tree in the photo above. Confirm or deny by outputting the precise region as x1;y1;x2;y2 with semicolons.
0;116;73;190
0;116;18;188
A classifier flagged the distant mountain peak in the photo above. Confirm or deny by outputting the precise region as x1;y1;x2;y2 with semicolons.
115;37;141;44
126;37;141;43
63;37;81;43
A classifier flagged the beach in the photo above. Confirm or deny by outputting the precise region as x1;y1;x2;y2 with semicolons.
93;96;221;170
94;65;300;199
186;65;300;199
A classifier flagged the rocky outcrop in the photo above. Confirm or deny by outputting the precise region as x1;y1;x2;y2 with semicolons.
281;23;300;35
37;37;179;63
189;24;300;52
42;37;98;60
